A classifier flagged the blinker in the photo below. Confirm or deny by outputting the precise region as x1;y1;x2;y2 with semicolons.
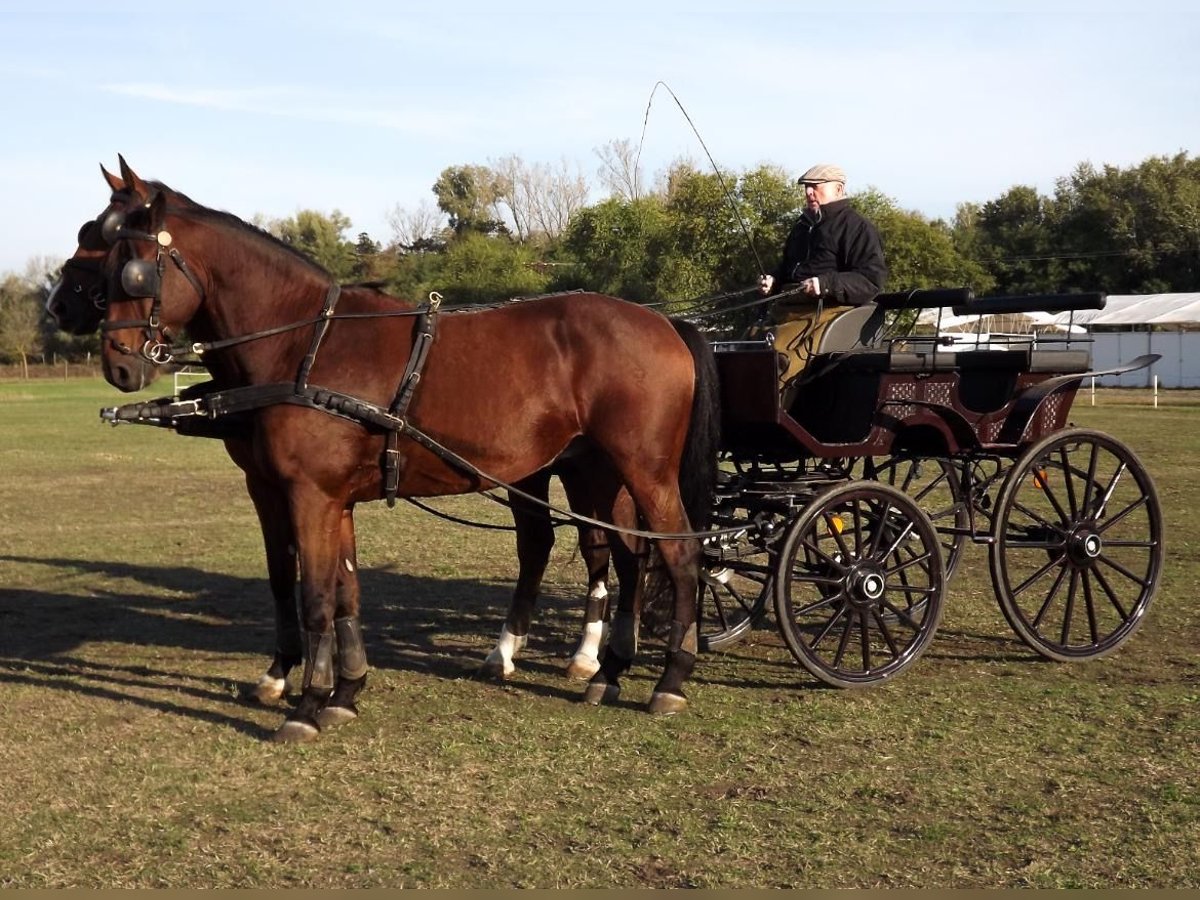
100;208;127;245
121;258;160;297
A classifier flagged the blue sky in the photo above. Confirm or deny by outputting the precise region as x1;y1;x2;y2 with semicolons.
1;0;1197;274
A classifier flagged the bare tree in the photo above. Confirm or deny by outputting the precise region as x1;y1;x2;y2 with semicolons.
492;155;590;242
595;138;646;202
386;200;446;252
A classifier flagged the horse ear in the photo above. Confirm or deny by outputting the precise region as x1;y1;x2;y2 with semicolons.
117;154;151;201
101;163;125;194
148;188;167;228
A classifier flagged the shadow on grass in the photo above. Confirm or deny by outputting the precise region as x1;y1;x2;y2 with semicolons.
0;552;604;720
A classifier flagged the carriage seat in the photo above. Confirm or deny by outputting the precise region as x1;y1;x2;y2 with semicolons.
814;303;886;353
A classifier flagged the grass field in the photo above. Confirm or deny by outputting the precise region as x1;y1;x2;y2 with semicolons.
0;377;1196;887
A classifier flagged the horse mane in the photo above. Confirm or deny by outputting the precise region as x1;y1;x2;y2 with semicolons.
152;179;332;278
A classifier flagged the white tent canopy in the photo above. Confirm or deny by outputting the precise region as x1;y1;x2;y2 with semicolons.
1049;293;1200;327
914;293;1200;329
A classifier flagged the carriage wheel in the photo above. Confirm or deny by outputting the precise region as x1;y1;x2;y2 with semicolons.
989;428;1163;661
697;558;771;651
868;456;969;581
640;548;771;650
773;481;946;687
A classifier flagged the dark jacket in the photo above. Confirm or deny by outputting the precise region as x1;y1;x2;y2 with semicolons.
771;199;887;306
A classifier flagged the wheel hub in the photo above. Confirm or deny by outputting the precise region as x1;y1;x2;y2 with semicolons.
847;564;887;608
1067;525;1103;566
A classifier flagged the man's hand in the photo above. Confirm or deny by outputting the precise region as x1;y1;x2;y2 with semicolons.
800;277;821;297
758;274;774;296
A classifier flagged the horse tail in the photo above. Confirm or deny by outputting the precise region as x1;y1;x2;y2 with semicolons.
671;318;720;532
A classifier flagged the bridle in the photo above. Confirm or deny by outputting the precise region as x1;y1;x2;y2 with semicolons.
96;194;207;366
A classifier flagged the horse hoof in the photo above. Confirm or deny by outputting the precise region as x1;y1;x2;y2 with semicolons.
247;675;287;705
582;681;620;706
566;656;600;681
479;652;514;680
315;705;358;730
647;691;688;715
478;661;513;681
271;719;320;743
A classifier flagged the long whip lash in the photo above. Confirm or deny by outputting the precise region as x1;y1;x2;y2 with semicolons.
636;80;767;277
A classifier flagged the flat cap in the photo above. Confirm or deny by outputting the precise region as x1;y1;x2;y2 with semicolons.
798;163;846;185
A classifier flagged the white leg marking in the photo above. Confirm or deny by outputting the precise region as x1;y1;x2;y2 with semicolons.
483;624;526;677
254;673;287;703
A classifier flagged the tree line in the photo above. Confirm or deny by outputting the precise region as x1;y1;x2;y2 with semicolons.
3;146;1198;365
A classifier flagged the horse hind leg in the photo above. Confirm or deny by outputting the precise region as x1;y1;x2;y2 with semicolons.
316;509;369;730
583;487;644;706
561;464;613;680
481;470;554;679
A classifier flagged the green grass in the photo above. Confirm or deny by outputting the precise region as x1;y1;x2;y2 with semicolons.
0;377;1196;887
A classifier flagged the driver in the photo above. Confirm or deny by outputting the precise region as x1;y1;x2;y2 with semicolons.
757;163;887;395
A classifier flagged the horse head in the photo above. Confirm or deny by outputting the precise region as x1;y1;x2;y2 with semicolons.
45;163;133;336
90;157;210;392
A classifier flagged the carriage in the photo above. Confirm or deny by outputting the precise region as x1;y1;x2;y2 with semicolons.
56;159;1165;739
683;287;1163;687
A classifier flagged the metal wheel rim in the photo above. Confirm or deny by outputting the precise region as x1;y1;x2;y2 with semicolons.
989;428;1164;660
774;481;946;687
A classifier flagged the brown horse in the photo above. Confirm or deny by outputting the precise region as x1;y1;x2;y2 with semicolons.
83;158;718;742
48;171;628;699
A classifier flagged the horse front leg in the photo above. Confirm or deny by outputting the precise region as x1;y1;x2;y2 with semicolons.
316;509;369;729
273;491;344;744
482;470;554;679
239;461;301;706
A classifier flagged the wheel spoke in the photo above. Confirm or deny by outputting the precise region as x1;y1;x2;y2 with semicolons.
1031;458;1073;526
831;610;854;666
1011;498;1067;534
1011;552;1066;599
911;469;944;504
825;509;854;562
1097;552;1150;588
791;593;843;618
1081;570;1100;644
871;607;902;657
1090;564;1131;621
1095;495;1149;534
859;611;872;672
1030;565;1069;629
802;533;848;574
1060;569;1079;645
884;549;935;578
1061;445;1081;518
1090;462;1128;519
879;597;923;630
867;501;892;557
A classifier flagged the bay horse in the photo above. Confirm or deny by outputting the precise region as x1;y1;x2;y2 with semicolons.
82;157;719;742
47;171;629;698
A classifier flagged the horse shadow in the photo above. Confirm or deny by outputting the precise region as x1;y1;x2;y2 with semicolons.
0;552;605;730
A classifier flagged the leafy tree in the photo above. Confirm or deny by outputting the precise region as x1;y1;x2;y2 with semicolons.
434;233;550;305
852;189;993;294
0;273;44;376
961;185;1065;294
1052;153;1200;293
555;196;671;302
432;165;509;237
267;209;360;280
